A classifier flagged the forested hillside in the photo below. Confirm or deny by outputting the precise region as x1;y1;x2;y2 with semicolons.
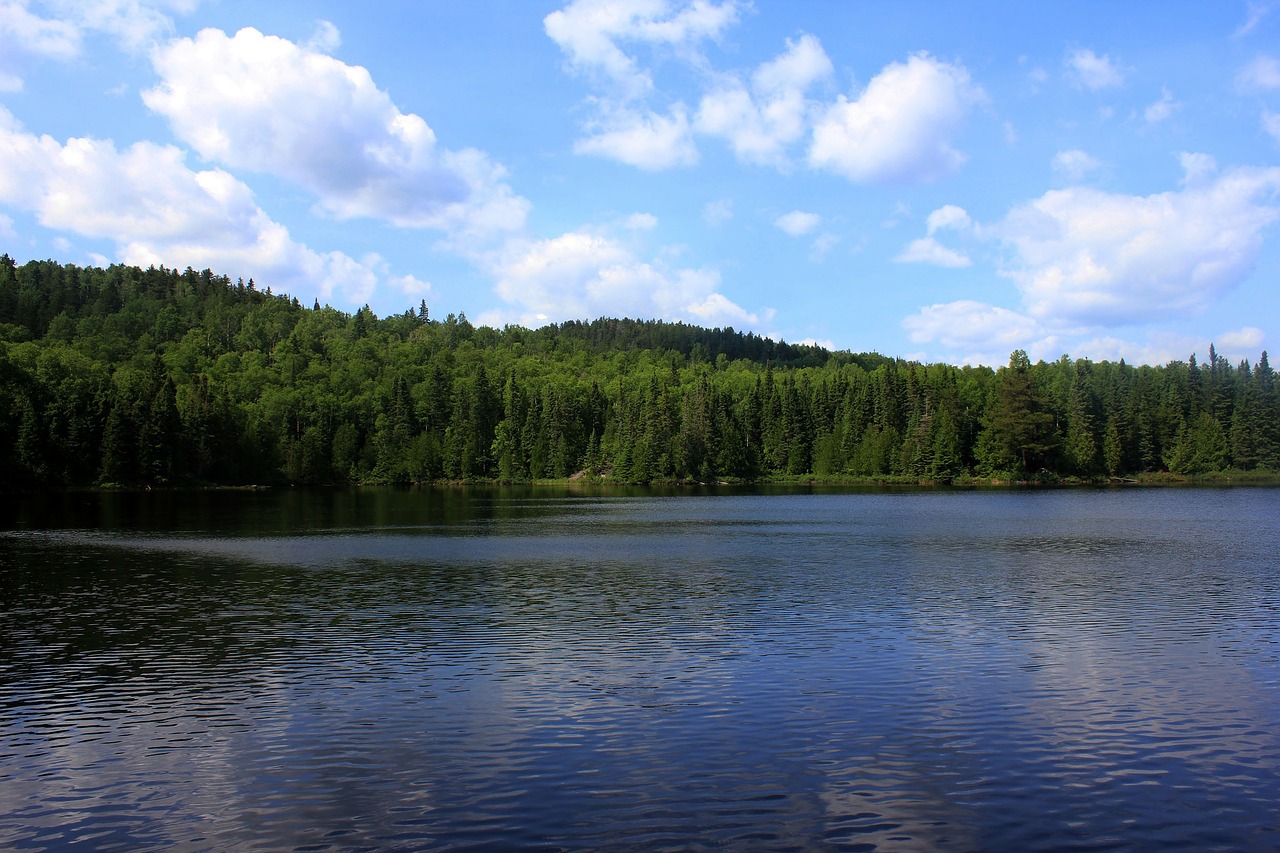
2;255;1278;489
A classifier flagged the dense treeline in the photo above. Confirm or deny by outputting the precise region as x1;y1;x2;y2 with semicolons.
2;254;1278;489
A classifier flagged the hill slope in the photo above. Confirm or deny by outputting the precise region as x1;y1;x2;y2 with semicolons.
2;255;1277;488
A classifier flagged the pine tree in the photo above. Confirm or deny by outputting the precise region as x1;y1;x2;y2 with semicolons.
1064;369;1098;476
929;408;963;482
978;351;1060;474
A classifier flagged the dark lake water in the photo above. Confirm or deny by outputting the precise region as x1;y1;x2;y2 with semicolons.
2;486;1279;851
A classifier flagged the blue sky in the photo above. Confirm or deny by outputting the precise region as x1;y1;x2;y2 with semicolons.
3;1;1280;366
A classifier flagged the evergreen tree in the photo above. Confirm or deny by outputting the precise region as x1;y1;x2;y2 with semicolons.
978;351;1059;474
929;408;963;482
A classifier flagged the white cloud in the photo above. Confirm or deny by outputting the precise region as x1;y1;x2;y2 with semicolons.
996;158;1280;326
305;18;341;54
574;103;698;169
926;204;971;234
0;106;396;306
902;300;1046;364
809;232;839;262
546;0;749;170
481;228;762;328
1072;327;1266;366
1179;151;1218;185
144;27;529;243
1218;326;1266;353
0;213;15;238
809;53;984;184
624;212;658;230
882;200;911;229
774;209;821;237
1144;86;1178;123
702;197;732;226
894;205;972;266
544;0;741;99
793;336;837;350
696;33;832;166
1052;149;1101;182
1236;1;1275;37
0;2;80;61
1238;54;1280;89
389;273;431;299
1066;48;1125;90
1070;333;1193;365
1264;110;1280;144
0;0;196;89
50;0;195;52
901;157;1280;366
894;236;971;268
684;291;761;327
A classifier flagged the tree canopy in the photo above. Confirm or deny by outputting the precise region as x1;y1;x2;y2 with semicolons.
2;255;1278;489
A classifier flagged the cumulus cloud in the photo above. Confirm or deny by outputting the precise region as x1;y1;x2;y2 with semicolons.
1;0;196;66
1179;151;1218;184
1066;48;1125;90
481;228;763;328
544;0;741;98
894;204;972;266
1217;325;1267;352
696;33;832;166
574;103;698;169
144;27;528;243
57;0;198;51
900;156;1280;365
774;210;821;237
1073;327;1266;366
995;157;1280;326
1052;149;1101;182
0;1;80;61
926;204;971;234
0;0;199;91
809;53;984;184
895;237;971;268
547;8;982;183
305;18;340;54
389;273;431;299
545;0;745;170
1237;54;1280;89
902;300;1047;364
0;107;397;306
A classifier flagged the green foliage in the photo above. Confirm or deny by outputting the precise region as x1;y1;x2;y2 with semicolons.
978;350;1061;474
3;255;1280;489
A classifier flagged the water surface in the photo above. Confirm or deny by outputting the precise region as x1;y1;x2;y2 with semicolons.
2;487;1279;850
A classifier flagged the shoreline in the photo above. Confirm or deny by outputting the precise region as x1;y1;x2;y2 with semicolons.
8;469;1280;495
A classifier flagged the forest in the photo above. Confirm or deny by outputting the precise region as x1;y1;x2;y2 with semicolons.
2;254;1278;490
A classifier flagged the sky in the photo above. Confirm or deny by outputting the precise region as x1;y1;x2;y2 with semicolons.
3;1;1280;366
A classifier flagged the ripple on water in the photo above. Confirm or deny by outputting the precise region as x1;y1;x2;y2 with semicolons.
2;489;1280;850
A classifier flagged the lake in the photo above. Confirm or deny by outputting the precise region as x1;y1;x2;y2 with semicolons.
2;486;1279;851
